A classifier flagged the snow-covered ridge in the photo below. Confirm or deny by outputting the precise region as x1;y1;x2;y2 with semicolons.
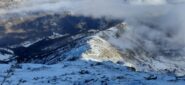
83;21;185;76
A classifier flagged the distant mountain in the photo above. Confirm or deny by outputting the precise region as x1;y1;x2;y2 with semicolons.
0;0;185;85
0;22;185;85
0;14;121;63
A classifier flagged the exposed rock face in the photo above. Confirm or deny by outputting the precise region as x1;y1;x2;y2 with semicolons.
82;36;123;63
82;23;127;63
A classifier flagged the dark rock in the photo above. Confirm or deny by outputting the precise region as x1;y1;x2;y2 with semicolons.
66;56;79;61
91;62;103;66
84;79;94;83
144;75;157;80
79;70;90;74
127;67;136;72
116;76;125;79
116;61;124;65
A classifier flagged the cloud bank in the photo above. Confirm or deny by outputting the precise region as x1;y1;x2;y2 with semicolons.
0;0;169;18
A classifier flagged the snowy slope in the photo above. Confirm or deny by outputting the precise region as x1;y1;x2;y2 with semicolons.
0;54;11;61
0;48;14;62
0;59;185;85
